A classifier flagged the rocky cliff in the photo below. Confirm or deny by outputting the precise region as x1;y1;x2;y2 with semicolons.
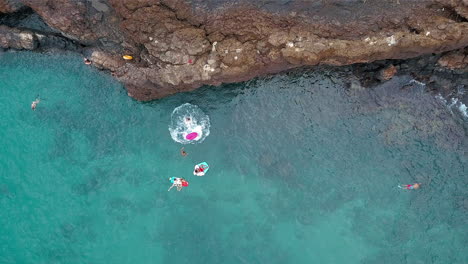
1;0;468;100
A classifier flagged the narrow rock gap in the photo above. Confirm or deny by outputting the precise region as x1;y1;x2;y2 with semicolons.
407;25;421;35
0;6;60;35
0;6;34;27
431;4;468;23
444;6;468;23
0;5;82;52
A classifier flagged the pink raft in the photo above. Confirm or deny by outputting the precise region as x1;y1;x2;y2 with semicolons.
186;132;198;140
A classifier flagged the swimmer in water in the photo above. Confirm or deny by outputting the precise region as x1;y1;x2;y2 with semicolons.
84;58;91;65
180;147;187;156
31;98;40;110
398;183;421;190
184;116;192;126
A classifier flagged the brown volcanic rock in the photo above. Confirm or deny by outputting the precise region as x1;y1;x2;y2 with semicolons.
438;48;468;70
0;0;23;13
0;25;37;49
2;0;468;100
21;0;123;45
105;0;468;100
378;65;398;81
21;0;96;42
438;0;468;19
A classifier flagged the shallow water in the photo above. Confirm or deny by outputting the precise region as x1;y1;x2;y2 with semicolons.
0;52;467;264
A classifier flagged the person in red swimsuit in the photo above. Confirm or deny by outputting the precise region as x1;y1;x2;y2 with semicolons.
193;164;207;176
399;183;421;190
31;98;40;110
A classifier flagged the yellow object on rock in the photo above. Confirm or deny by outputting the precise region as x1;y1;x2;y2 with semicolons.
123;55;133;60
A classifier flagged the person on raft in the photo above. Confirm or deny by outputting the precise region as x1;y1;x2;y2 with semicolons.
168;177;188;191
31;98;40;110
193;164;207;176
398;183;421;190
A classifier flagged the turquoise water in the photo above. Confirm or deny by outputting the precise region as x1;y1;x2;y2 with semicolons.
0;52;467;264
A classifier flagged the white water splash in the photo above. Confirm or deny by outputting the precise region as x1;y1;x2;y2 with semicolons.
436;94;468;120
435;94;447;104
168;103;211;144
458;103;468;118
448;98;459;108
408;79;426;87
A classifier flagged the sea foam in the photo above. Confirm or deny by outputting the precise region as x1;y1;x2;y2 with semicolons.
168;103;211;144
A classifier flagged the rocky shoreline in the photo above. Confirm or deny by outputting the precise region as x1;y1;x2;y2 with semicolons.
1;0;468;101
